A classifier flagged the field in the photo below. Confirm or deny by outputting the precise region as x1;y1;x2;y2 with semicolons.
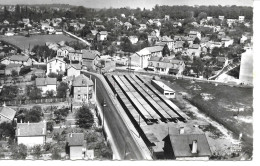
0;34;77;51
161;77;253;145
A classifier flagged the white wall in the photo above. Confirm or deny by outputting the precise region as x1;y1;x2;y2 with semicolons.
176;156;209;161
17;136;45;147
70;146;83;160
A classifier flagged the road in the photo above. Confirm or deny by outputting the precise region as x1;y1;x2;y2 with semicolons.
82;71;145;160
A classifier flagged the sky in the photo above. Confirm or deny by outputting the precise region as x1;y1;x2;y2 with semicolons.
0;0;254;9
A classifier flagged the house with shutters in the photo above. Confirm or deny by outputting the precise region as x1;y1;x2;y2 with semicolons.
68;50;83;61
72;74;93;103
35;77;57;96
66;133;87;160
46;57;66;75
57;46;75;58
0;104;16;123
82;50;100;71
16;121;47;147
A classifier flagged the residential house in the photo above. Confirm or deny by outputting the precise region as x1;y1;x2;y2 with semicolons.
187;44;201;57
161;36;174;51
22;18;30;25
221;37;234;47
57;46;75;58
174;41;184;52
216;57;228;67
124;22;132;30
188;31;201;40
153;20;162;27
4;64;23;75
66;133;87;160
165;15;170;21
131;46;163;68
207;16;213;21
68;50;83;61
35;77;57;95
151;29;160;38
67;64;82;77
227;19;237;27
82;50;100;71
218;16;225;20
128;36;139;44
238;16;245;23
217;31;226;39
96;31;108;41
2;55;32;66
16;121;47;147
0;104;16;123
72;74;93;103
163;134;212;160
46;57;66;75
147;56;185;75
139;24;147;31
173;22;182;27
147;19;154;25
3;20;9;25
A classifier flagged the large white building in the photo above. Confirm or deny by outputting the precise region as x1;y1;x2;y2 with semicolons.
16;121;47;147
46;57;66;75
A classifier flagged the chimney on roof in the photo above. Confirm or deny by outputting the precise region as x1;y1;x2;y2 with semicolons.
28;121;29;125
70;133;73;137
42;128;45;135
2;101;6;107
179;127;184;134
21;119;23;123
191;140;198;154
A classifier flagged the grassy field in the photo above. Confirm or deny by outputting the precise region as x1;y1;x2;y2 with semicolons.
0;34;77;51
161;77;253;145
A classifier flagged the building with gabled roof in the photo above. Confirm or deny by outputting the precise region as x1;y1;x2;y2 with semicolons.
163;134;212;160
66;133;87;160
16;121;47;147
96;31;108;41
67;64;82;77
35;77;57;96
82;50;100;71
46;57;66;75
0;104;16;123
72;74;93;103
131;46;164;68
4;63;24;75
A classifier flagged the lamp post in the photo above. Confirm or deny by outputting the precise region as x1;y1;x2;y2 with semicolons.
102;100;107;129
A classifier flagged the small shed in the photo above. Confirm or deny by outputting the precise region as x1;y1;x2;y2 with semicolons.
151;80;175;98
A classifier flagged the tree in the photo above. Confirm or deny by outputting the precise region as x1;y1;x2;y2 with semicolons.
57;82;69;98
48;72;58;78
193;37;200;44
162;44;170;57
19;66;31;75
75;105;94;129
197;12;207;20
31;145;42;159
51;147;61;160
192;57;204;77
24;106;42;123
183;41;189;48
53;107;69;123
46;90;54;98
26;85;42;99
11;70;18;77
0;122;15;141
0;85;18;101
10;144;28;160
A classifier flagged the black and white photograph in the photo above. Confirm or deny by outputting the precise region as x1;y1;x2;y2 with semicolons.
0;0;256;163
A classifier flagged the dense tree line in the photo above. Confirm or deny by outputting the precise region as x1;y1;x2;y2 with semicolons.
0;4;253;24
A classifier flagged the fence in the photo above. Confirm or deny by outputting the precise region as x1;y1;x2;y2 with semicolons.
0;98;67;106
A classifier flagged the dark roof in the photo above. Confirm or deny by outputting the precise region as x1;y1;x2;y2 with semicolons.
168;134;212;158
72;74;93;87
35;77;57;86
16;122;47;137
189;44;200;49
5;63;23;69
10;55;29;62
68;64;82;70
149;56;161;61
48;57;66;64
82;50;100;60
66;133;85;146
0;106;16;120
